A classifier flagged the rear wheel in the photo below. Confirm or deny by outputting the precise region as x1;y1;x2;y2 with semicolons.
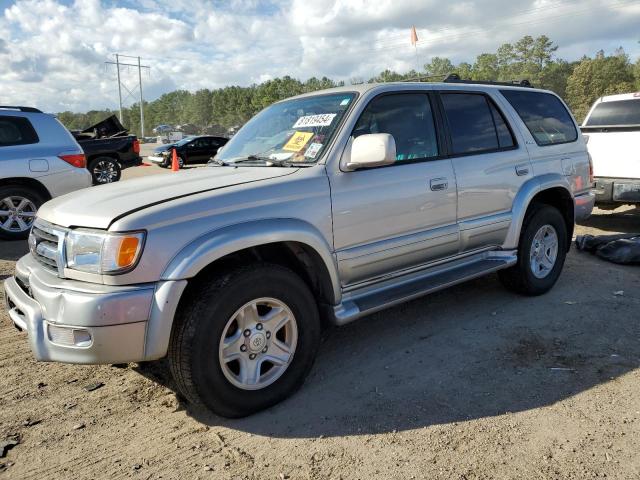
498;204;568;295
0;186;44;240
89;157;121;185
168;264;321;417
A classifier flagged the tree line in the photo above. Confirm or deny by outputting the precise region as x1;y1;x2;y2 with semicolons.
57;35;640;137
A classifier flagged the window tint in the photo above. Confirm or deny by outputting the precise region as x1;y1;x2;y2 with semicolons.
489;102;515;148
353;94;438;162
441;93;500;154
501;90;577;146
585;99;640;126
0;116;39;147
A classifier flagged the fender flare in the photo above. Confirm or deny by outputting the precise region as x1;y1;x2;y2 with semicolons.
161;218;341;303
502;173;573;249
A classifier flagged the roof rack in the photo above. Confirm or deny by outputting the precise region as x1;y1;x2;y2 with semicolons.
0;106;43;113
443;73;533;88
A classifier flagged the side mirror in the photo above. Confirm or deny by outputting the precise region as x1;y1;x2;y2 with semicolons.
342;133;396;171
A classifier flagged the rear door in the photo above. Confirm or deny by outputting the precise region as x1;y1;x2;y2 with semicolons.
438;91;530;252
329;92;458;286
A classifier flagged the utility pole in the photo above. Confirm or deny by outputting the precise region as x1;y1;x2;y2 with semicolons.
105;54;150;136
115;54;123;122
137;56;145;138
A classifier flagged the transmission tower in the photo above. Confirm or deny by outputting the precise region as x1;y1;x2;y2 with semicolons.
105;54;150;137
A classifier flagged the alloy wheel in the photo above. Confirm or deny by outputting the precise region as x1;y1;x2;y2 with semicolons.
218;297;298;390
530;224;559;279
0;196;37;233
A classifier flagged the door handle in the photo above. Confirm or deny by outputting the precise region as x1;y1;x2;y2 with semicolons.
430;178;448;191
515;164;529;176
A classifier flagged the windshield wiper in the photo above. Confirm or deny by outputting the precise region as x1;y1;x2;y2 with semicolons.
210;154;315;168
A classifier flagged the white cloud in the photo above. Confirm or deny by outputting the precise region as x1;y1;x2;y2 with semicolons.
1;0;639;112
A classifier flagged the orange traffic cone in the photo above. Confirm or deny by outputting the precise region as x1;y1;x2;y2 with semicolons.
171;148;179;171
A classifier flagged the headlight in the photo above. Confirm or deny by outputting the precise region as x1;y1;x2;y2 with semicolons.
65;229;145;274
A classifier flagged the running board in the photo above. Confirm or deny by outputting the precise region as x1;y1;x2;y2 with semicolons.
332;250;517;325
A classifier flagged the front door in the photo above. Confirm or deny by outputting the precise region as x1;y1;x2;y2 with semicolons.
328;92;458;287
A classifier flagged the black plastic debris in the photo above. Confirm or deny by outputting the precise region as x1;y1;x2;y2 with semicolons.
576;234;640;265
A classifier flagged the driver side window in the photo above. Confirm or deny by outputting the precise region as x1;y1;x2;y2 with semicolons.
352;93;439;162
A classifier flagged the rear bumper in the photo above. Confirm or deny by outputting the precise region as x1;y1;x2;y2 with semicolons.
3;254;186;364
574;191;595;222
594;177;640;204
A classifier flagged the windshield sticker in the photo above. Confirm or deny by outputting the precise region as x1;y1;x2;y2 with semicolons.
340;98;351;106
292;113;337;129
304;143;323;159
283;131;314;151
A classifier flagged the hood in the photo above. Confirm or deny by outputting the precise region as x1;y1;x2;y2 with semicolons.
38;167;297;229
153;144;175;153
74;115;129;140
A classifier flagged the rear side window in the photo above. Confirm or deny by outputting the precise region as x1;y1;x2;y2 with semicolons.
0;116;39;147
585;99;640;126
353;93;439;162
441;93;514;154
501;90;577;146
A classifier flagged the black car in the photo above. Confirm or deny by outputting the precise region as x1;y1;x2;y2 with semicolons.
148;135;228;168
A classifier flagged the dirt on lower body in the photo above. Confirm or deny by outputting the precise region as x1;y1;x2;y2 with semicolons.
0;204;639;480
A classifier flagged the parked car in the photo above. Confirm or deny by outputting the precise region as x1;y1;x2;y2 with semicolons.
581;92;640;207
5;80;594;417
0;106;91;240
147;135;228;168
71;115;142;185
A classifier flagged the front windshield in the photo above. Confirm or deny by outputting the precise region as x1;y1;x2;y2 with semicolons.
215;92;356;164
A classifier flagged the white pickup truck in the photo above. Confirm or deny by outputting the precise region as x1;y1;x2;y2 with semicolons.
581;92;640;207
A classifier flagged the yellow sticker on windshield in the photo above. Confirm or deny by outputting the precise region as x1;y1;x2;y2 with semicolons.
283;131;314;152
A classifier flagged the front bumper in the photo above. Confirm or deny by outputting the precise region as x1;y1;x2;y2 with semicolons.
3;254;186;364
574;191;595;222
147;155;167;164
594;177;640;204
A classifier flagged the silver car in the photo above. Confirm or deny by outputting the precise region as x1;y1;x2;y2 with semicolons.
4;82;594;417
0;106;92;239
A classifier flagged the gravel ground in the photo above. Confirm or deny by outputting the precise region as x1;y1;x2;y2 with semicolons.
1;161;639;479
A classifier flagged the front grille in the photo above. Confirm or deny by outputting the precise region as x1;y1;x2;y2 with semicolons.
29;220;67;276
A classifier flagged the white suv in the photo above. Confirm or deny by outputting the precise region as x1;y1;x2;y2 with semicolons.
0;106;92;239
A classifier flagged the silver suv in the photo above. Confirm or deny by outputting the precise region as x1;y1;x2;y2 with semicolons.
4;82;594;417
0;106;91;239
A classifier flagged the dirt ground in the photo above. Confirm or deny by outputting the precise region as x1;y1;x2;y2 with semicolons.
1;161;639;479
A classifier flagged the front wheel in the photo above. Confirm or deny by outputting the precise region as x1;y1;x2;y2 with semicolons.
168;264;321;417
498;204;568;295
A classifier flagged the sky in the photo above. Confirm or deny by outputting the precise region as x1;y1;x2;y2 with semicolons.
1;0;639;112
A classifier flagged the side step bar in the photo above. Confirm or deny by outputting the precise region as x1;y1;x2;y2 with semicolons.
332;250;517;325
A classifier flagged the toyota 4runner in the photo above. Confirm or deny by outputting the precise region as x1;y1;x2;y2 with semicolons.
4;80;594;417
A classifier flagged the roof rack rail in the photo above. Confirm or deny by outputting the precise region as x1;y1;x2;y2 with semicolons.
443;73;533;88
0;106;43;113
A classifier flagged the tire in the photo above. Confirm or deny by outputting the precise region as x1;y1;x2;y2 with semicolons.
89;157;121;185
177;155;185;169
168;264;321;418
498;204;568;296
0;185;45;240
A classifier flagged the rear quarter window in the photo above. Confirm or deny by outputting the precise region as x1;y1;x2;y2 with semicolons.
501;90;577;146
0;116;39;147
